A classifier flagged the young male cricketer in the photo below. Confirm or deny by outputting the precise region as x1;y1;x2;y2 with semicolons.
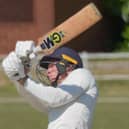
2;41;98;129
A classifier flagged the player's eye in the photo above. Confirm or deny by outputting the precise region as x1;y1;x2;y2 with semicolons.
48;62;58;68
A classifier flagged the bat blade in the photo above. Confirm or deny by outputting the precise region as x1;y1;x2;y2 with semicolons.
34;2;102;55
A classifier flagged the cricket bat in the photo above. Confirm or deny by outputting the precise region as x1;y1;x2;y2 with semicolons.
33;2;102;55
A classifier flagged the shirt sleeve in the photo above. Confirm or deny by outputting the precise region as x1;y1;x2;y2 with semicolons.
24;69;95;108
14;81;50;113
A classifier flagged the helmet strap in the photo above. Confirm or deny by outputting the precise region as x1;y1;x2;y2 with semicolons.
56;59;69;74
51;60;67;87
51;74;60;87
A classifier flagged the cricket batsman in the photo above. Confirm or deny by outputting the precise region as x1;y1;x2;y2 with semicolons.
2;41;98;129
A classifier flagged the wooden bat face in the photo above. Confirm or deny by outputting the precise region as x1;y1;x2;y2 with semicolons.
34;2;102;55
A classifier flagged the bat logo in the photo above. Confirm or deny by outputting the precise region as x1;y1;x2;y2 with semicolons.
40;31;65;49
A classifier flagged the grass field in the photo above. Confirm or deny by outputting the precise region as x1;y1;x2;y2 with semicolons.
0;102;129;129
0;70;129;129
0;103;48;129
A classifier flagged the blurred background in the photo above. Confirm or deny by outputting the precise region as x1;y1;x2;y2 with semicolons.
0;0;129;129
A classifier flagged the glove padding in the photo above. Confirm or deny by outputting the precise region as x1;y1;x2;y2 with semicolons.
15;40;36;67
15;40;35;58
2;52;26;81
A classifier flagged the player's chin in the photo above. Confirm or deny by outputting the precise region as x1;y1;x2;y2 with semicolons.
49;77;56;83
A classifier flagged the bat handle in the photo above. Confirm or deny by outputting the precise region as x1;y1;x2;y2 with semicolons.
29;52;36;60
33;45;43;54
28;46;42;59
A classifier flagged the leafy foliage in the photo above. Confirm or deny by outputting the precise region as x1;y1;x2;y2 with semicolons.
121;2;129;23
102;0;129;51
101;0;124;16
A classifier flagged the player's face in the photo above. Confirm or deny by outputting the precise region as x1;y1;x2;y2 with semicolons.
46;62;59;83
46;62;68;85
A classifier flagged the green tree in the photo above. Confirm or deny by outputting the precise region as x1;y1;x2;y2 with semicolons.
102;0;129;51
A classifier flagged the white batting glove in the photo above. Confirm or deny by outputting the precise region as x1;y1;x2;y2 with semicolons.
15;40;35;58
15;40;36;67
2;52;26;81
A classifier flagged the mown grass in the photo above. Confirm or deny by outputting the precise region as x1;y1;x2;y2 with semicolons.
0;102;129;129
0;103;48;129
97;80;129;97
93;103;129;129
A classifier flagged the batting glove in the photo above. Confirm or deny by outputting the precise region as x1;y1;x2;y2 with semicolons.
15;40;36;67
2;52;26;81
15;40;35;58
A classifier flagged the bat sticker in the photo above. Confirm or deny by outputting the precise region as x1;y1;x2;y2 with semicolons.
40;31;65;49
